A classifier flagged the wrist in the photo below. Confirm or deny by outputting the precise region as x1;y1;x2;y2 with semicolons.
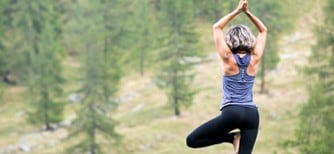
233;9;242;15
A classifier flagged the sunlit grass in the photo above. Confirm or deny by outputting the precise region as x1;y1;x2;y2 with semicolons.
0;1;320;153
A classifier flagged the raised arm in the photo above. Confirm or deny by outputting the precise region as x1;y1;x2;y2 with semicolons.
213;0;245;61
243;4;268;63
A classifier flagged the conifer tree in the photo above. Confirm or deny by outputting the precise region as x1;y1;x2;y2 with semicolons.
65;0;123;153
249;0;287;93
286;0;334;153
0;0;10;95
10;1;65;130
156;0;201;116
128;0;158;76
0;1;18;84
192;0;234;21
0;0;9;74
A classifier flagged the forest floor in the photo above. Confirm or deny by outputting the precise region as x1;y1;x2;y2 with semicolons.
0;0;323;154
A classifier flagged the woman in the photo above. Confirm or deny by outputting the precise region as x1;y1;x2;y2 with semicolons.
186;0;267;153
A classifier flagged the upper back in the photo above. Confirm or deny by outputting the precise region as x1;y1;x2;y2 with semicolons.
223;53;258;77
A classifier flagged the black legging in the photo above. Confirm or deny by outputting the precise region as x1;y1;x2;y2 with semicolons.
186;105;259;154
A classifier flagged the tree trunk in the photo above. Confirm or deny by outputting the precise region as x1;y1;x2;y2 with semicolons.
260;56;267;94
151;0;160;11
173;69;180;116
43;93;52;131
140;49;144;76
90;105;96;154
174;85;180;116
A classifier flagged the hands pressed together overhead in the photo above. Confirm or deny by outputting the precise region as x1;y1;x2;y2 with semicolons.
236;0;249;13
213;0;267;62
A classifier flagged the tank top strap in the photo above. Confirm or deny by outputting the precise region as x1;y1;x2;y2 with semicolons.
233;53;251;68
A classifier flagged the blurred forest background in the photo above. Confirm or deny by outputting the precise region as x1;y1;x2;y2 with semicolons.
0;0;333;153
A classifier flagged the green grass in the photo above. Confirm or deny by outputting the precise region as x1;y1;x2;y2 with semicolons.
0;1;321;153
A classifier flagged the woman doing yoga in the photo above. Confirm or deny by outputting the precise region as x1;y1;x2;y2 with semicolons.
186;0;267;153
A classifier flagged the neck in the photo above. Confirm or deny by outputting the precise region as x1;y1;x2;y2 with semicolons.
236;50;248;54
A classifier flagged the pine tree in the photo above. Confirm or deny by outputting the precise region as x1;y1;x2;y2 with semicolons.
10;1;65;130
0;1;18;85
0;0;9;74
156;0;201;116
0;0;9;94
127;0;158;76
249;0;288;93
285;0;334;153
65;0;123;153
192;0;234;21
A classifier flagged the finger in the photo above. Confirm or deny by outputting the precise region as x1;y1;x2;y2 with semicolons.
243;0;248;6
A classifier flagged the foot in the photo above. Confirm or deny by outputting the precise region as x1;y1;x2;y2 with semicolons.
233;132;240;154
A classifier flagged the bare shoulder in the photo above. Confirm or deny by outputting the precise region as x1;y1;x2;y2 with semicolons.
222;54;239;75
247;54;260;76
250;50;262;64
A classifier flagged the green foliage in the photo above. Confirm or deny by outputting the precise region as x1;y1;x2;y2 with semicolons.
8;0;66;130
156;0;202;116
284;0;334;153
0;0;319;153
257;0;286;67
65;0;123;153
248;0;288;92
6;1;62;83
125;0;159;75
0;0;11;74
193;0;236;21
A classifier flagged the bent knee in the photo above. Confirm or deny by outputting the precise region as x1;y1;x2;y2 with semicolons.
186;135;198;148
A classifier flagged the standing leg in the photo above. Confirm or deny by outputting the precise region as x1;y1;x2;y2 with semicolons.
233;131;241;154
238;107;259;154
238;129;258;154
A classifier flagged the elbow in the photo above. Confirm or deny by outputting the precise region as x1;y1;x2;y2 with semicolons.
261;26;268;33
212;25;218;30
212;23;221;30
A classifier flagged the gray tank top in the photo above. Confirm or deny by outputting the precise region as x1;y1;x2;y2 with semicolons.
221;53;257;110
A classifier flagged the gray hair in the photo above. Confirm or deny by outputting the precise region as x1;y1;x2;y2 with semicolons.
225;24;256;53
